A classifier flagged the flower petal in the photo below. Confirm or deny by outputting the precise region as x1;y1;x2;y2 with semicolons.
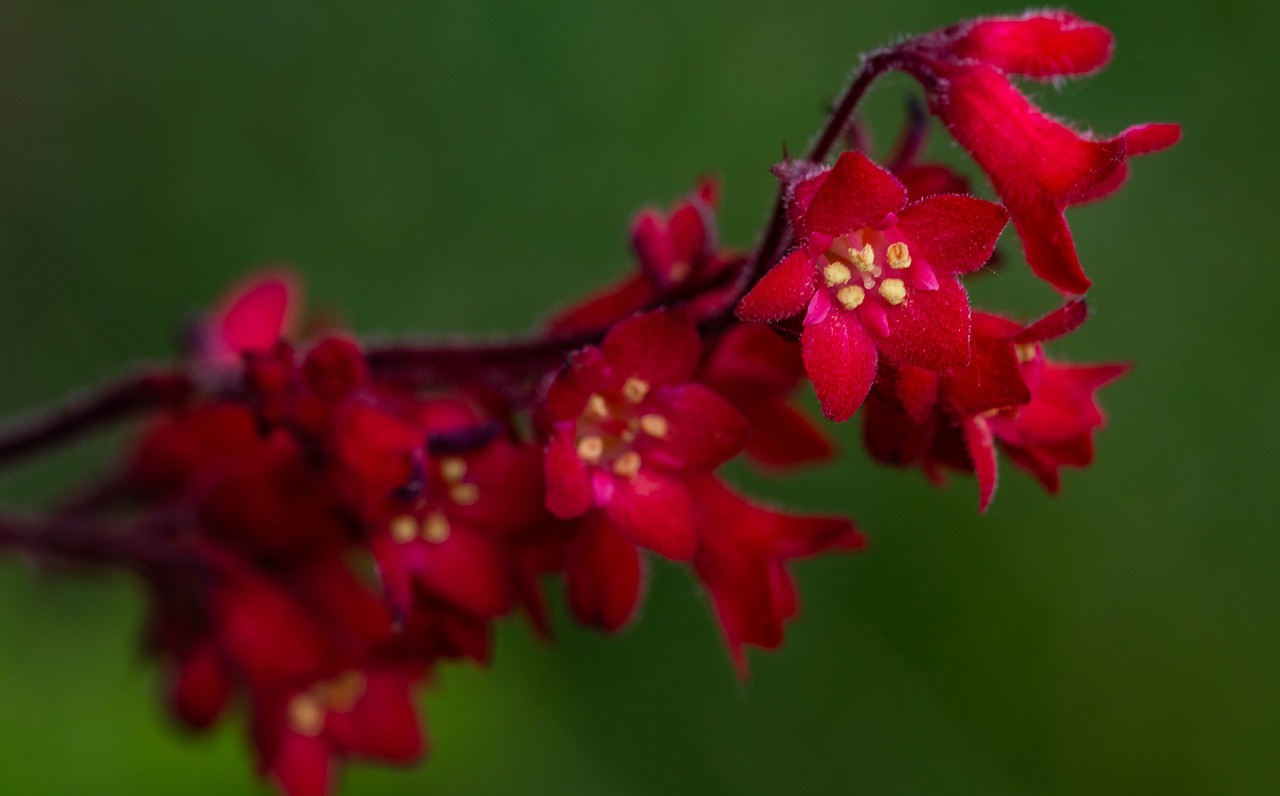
896;194;1008;274
642;384;748;471
878;275;972;375
605;470;696;561
326;669;424;762
805;152;907;236
801;312;878;422
950;12;1114;79
602;310;702;386
962;415;999;512
567;515;645;632
543;424;593;519
735;249;817;323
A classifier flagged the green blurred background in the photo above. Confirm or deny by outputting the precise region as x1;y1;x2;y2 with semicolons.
0;1;1272;793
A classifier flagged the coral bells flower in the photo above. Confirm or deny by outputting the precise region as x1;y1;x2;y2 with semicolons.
737;151;1008;421
548;179;742;333
542;310;748;560
863;301;1127;508
690;476;864;675
892;11;1180;293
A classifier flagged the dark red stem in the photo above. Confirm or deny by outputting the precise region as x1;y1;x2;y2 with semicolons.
0;370;192;470
0;511;203;574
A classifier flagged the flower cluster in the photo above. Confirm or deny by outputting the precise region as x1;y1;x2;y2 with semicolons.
0;12;1174;795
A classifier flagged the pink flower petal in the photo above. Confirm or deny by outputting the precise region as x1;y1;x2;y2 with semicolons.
605;470;696;561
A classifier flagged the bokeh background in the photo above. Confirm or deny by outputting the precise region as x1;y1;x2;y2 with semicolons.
0;1;1273;794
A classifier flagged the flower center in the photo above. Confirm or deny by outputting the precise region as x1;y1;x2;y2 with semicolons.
821;231;913;310
388;456;477;544
573;377;668;479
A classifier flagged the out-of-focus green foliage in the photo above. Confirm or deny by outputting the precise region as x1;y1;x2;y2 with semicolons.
0;2;1272;794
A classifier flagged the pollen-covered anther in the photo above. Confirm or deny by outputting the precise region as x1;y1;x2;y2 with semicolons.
1015;343;1037;363
878;278;907;306
576;435;604;463
622;377;650;403
450;483;480;505
836;285;865;310
390;514;419;544
638;413;668;438
314;670;367;713
612;451;642;478
438;457;467;484
849;243;876;272
823;262;852;286
287;694;325;737
423;511;451;543
585;394;610;420
886;242;912;269
668;260;691;283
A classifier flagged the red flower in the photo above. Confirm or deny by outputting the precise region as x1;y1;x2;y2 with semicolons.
548;179;742;333
542;310;748;561
864;301;1127;508
737;151;1008;421
691;476;864;675
699;324;833;468
895;11;1180;293
158;550;426;796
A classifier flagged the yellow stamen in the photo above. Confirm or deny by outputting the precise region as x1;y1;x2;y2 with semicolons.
450;483;480;505
1015;343;1037;363
849;243;876;272
639;414;669;438
577;435;604;463
423;511;451;543
622;377;650;403
878;278;907;306
314;671;367;713
886;241;912;270
438;457;467;484
287;695;325;737
668;260;691;283
389;514;419;544
836;285;865;310
612;451;642;479
585;394;610;419
823;262;852;286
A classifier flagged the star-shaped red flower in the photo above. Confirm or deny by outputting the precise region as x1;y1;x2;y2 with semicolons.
737;151;1008;421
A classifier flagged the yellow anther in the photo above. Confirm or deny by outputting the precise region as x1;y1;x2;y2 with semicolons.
314;670;367;713
836;285;865;310
622;377;650;403
668;260;691;283
585;394;610;419
823;262;852;286
849;243;876;272
878;278;907;306
886;242;912;269
439;457;467;484
577;435;604;463
287;694;325;737
1015;343;1037;364
612;451;642;479
450;483;480;506
389;515;419;544
423;512;451;543
639;414;669;438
